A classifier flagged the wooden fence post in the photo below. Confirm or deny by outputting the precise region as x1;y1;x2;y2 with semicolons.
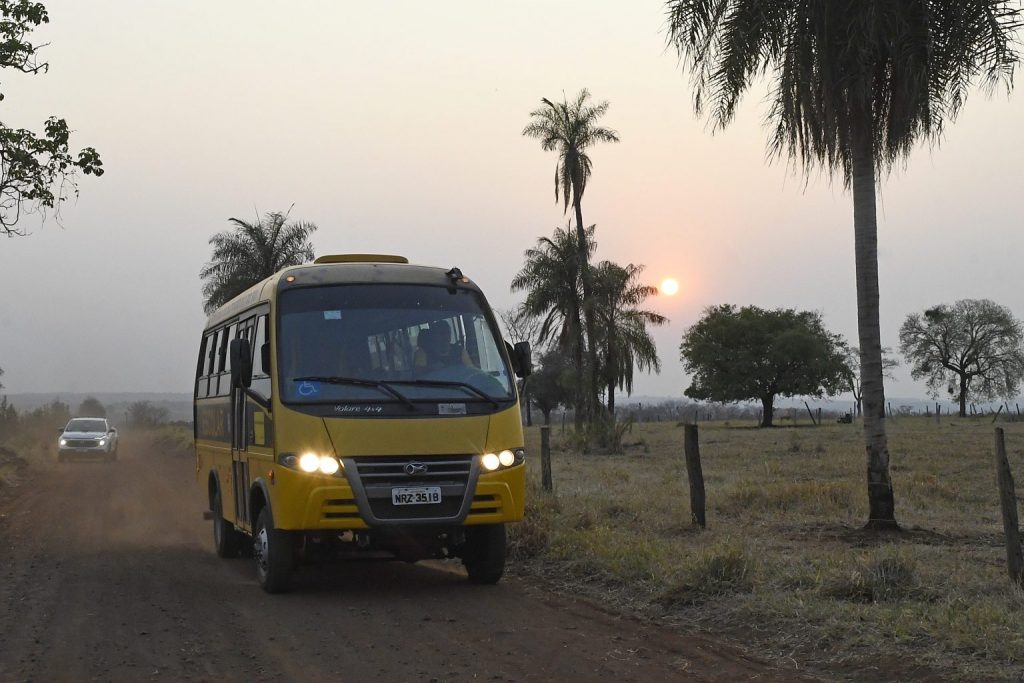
803;401;817;425
994;428;1024;586
540;425;553;493
683;424;706;529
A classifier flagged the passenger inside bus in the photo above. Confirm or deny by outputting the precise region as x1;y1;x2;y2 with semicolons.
415;321;473;371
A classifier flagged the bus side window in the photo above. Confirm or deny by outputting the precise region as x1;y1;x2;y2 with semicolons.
254;315;269;374
196;334;211;398
207;330;219;375
217;326;230;373
215;323;237;396
251;314;272;400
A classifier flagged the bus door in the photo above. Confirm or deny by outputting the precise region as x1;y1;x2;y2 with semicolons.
231;309;273;528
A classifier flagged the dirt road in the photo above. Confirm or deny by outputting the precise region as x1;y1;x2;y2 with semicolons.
0;437;807;682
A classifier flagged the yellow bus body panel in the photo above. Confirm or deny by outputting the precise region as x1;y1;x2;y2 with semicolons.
254;402;525;531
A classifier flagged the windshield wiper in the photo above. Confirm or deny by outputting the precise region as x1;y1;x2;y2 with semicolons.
291;376;416;411
387;379;500;408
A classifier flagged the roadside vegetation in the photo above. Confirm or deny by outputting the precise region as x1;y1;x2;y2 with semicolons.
0;394;193;488
511;417;1024;681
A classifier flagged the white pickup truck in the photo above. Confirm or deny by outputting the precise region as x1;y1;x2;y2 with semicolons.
58;417;119;462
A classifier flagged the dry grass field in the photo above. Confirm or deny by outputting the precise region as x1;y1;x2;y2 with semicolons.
512;417;1024;681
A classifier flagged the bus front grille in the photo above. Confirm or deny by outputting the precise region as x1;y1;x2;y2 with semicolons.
347;455;476;523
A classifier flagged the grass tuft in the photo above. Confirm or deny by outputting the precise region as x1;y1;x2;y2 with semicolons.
508;482;559;560
825;548;922;603
658;538;753;606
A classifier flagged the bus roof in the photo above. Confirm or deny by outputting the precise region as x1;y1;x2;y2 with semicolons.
202;257;480;329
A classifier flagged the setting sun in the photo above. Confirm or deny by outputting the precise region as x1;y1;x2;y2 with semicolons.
660;278;679;296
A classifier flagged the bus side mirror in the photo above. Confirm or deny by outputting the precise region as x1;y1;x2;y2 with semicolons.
230;338;253;388
513;341;532;378
260;342;271;374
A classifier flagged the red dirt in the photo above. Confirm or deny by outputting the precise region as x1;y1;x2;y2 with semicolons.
0;436;818;682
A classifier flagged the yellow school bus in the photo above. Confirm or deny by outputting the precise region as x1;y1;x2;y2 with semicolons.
194;254;531;592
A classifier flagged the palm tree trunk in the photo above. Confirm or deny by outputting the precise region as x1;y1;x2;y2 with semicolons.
574;198;599;427
607;379;615;416
573;331;581;430
852;123;898;531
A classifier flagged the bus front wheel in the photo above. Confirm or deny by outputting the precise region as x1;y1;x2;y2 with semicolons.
462;523;506;585
254;507;293;593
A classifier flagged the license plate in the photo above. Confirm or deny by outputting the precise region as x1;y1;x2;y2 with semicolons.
391;486;442;505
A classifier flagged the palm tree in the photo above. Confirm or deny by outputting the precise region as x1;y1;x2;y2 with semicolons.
523;90;619;424
592;262;667;415
666;1;1021;529
510;224;594;429
200;210;317;314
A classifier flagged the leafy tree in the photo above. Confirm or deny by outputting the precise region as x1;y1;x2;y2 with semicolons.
666;0;1021;529
510;225;592;429
680;305;848;428
529;350;575;426
592;261;667;415
899;299;1024;418
76;396;105;418
38;398;69;426
842;347;899;418
0;394;16;436
0;367;14;437
200;209;316;313
0;1;103;237
523;90;619;424
127;401;168;428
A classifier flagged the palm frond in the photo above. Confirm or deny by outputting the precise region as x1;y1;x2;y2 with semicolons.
200;209;318;313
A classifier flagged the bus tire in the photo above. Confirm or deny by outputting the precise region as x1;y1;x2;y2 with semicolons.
254;507;292;593
212;491;244;558
462;523;506;585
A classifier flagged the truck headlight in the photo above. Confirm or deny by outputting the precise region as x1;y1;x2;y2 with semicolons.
98;439;106;447
59;439;67;447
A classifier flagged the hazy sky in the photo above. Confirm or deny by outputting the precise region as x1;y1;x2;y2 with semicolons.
1;1;1022;403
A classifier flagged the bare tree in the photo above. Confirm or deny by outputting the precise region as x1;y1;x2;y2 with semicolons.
497;306;543;426
842;347;898;418
899;299;1024;418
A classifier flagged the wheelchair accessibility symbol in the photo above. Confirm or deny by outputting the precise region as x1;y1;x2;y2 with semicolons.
298;381;320;397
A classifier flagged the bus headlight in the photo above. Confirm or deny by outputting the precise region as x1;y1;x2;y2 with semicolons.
318;456;340;475
481;448;525;472
283;452;342;475
298;452;321;473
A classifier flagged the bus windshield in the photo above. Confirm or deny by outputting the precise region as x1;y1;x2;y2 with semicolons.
278;284;514;405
